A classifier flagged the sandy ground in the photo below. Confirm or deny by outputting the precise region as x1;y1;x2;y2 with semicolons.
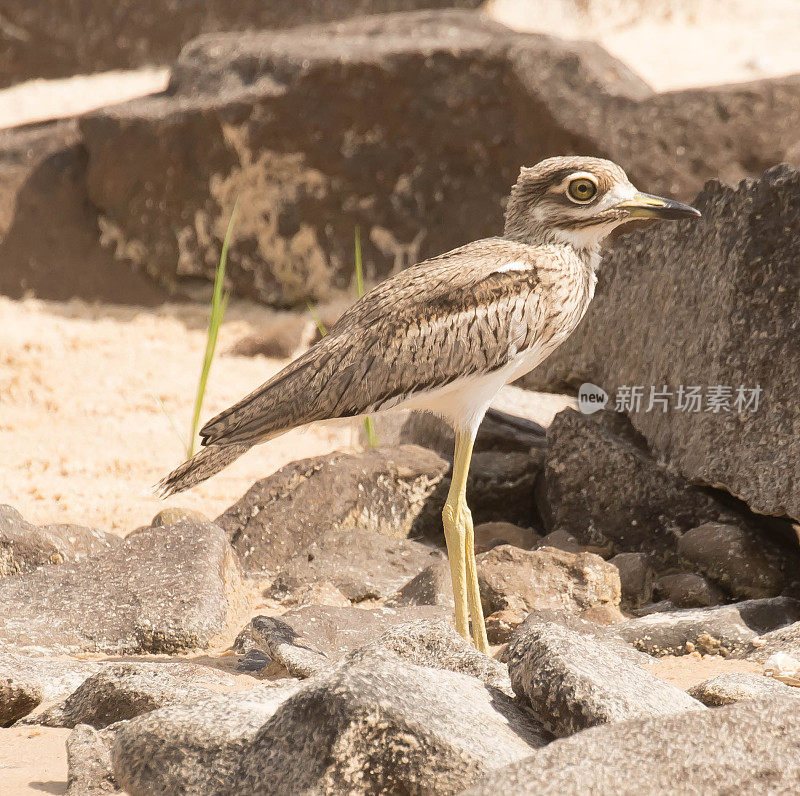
0;296;357;534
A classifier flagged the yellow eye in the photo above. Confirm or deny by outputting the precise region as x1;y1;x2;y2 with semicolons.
567;177;598;203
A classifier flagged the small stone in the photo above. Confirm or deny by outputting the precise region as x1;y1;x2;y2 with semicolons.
609;552;653;609
478;544;621;617
485;609;526;644
226;316;312;359
474;522;539;551
688;673;800;706
763;652;800;686
506;621;703;737
66;723;119;795
678;522;788;599
535;529;582;554
653;572;725;608
617;598;800;657
387;559;454;608
150;507;209;526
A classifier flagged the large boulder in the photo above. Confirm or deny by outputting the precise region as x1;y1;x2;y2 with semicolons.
231;648;547;794
526;167;800;525
77;11;649;306
0;1;483;87
0;521;248;655
76;11;800;306
465;698;800;795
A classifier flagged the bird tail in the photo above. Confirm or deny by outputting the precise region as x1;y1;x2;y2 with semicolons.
156;442;251;497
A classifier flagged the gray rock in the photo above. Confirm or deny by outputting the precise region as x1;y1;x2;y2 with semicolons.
0;652;102;703
232;648;547;794
234;605;450;677
677;522;789;599
741;620;800;662
687;673;800;706
112;681;301;796
506;621;703;737
32;662;228;729
609;552;653;608
267;528;443;603
226;315;313;359
478;544;621;616
525;167;800;527
534;529;583;554
66;724;120;795
0;504;120;578
0;1;482;86
537;410;743;559
653;572;725;608
387;559;454;608
465;698;800;795
0;521;247;654
617;597;800;656
365;619;514;696
0;676;42;727
507;610;651;667
217;445;538;572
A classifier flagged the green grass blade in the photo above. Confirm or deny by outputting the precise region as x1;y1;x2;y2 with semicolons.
306;301;328;338
187;201;238;458
151;392;188;451
353;226;378;449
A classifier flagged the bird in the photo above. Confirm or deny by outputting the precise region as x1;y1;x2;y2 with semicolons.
159;156;700;653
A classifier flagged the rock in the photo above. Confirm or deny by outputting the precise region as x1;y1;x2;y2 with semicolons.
275;581;352;609
537;410;743;559
0;1;483;86
78;8;800;306
32;663;229;729
506;621;702;737
0;121;166;305
150;507;210;526
235;605;451;678
111;681;301;796
741;621;800;662
232;648;547;794
465;698;800;795
474;522;539;552
365;619;514;696
78;11;649;306
0;652;102;703
535;529;582;554
508;610;651;667
609;552;653;608
677;522;789;599
387;559;454;607
653;572;725;608
66;724;120;795
0;677;42;727
763;652;800;686
687;673;800;706
0;504;120;578
525;167;800;527
478;545;621;618
0;521;247;654
226;315;313;359
267;528;443;603
216;445;537;572
616;597;800;656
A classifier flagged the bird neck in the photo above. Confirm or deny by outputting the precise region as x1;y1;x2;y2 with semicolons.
503;224;603;273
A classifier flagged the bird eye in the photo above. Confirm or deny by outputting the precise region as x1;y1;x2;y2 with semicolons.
567;177;598;203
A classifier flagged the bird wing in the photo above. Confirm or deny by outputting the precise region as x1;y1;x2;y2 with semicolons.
200;237;565;446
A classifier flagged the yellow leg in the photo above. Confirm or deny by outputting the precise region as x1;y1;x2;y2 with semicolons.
442;429;488;654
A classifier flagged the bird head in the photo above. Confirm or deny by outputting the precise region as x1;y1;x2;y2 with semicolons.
503;156;700;250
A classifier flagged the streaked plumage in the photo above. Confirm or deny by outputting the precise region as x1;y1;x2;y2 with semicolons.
159;156;700;651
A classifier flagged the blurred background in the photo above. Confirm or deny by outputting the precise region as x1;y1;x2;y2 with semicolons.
1;0;798;534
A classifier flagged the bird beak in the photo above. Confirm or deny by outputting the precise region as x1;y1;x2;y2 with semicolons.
615;193;701;220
